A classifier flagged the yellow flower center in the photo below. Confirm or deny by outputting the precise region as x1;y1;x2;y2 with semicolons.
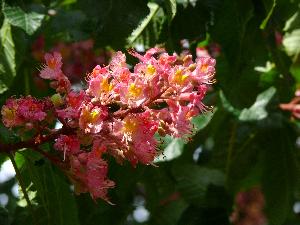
200;64;208;73
173;69;189;85
48;59;57;69
123;118;138;133
146;64;156;76
128;83;142;97
90;109;100;121
101;78;113;93
3;108;15;120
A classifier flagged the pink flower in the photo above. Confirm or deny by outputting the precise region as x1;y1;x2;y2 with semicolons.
167;100;193;137
1;99;24;127
17;97;47;122
86;150;115;201
191;57;216;84
68;149;114;202
79;103;108;133
56;91;85;119
3;48;217;202
87;66;113;98
122;112;158;165
129;48;164;63
54;135;81;156
40;52;63;80
118;78;147;107
50;75;71;94
109;51;126;71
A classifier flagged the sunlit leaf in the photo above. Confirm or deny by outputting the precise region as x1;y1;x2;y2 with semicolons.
239;87;276;121
127;2;160;45
260;0;276;29
165;0;177;21
3;3;45;35
0;19;16;94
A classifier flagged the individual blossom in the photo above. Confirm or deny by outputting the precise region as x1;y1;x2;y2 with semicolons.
167;100;193;138
118;78;147;107
40;52;63;80
191;57;216;85
54;135;81;158
39;52;71;94
86;148;115;201
68;149;115;202
86;65;113;100
79;103;108;133
1;98;24;127
121;111;158;165
168;65;192;91
56;90;85;120
17;96;47;122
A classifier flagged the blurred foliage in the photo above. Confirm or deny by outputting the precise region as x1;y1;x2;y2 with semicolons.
1;0;300;224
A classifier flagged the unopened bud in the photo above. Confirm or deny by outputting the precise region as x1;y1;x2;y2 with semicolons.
51;93;63;107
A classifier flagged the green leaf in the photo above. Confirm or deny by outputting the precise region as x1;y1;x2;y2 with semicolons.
260;0;277;29
262;128;298;225
219;91;241;116
155;111;215;163
165;0;177;21
3;3;45;35
91;0;150;48
192;110;215;132
172;164;225;203
0;207;10;225
283;29;300;61
127;2;160;45
0;19;16;94
155;138;185;162
220;87;276;121
239;87;276;121
18;151;80;225
283;10;300;32
149;198;188;225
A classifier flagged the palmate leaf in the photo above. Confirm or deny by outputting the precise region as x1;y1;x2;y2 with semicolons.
3;3;44;35
0;19;16;94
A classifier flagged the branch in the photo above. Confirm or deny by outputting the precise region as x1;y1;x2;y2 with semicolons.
0;125;76;154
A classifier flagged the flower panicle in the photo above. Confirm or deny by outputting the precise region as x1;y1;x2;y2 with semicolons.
1;48;216;202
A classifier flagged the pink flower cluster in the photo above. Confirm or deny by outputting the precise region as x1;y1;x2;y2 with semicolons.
1;96;49;128
1;48;215;201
